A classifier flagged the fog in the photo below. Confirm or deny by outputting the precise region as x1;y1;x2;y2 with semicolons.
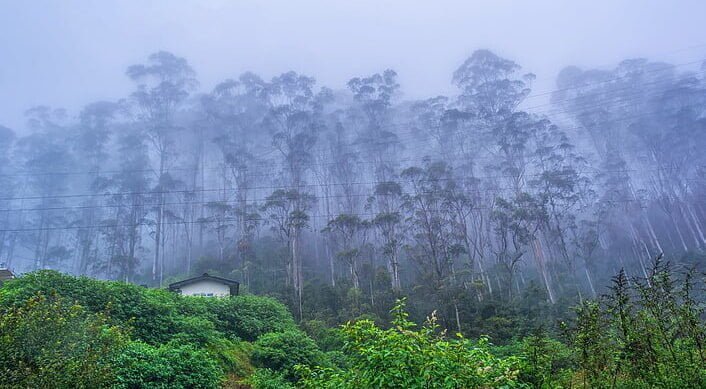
1;1;706;322
3;0;705;131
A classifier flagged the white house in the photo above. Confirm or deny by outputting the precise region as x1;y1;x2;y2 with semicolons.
168;273;239;297
0;265;14;285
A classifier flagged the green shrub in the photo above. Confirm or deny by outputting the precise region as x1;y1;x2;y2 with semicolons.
298;299;522;389
301;319;344;351
517;333;574;387
0;271;289;347
248;368;295;389
568;264;706;388
202;294;297;341
0;270;299;383
206;337;254;378
0;293;127;389
0;271;187;344
113;341;223;389
251;330;325;381
171;315;221;345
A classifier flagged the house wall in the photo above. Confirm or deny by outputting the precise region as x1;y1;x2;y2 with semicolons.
177;279;231;297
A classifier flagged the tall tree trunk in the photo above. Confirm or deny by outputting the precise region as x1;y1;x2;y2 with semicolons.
533;239;555;304
292;226;303;321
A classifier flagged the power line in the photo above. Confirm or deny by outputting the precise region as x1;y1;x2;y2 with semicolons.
0;194;675;234
522;57;705;101
0;163;688;203
0;163;696;215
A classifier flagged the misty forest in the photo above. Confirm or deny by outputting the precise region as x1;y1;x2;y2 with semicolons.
3;46;706;388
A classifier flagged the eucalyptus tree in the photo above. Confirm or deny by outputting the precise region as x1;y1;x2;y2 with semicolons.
103;129;152;282
314;117;362;286
203;72;269;269
402;161;469;327
199;201;233;262
262;189;316;320
528;118;592;298
483;112;551;299
126;51;197;284
453;49;533;119
347;69;400;181
0;125;16;266
570;219;601;298
16;107;74;270
552;61;671;248
593;149;650;276
368;181;406;291
326;122;362;215
451;50;537;296
322;214;369;290
402;161;458;283
71;101;119;274
490;192;545;300
452;50;534;181
442;176;486;298
629;73;706;251
262;71;331;318
409;96;452;156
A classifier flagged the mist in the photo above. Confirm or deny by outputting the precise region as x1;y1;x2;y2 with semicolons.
4;2;706;387
3;0;706;131
1;0;706;332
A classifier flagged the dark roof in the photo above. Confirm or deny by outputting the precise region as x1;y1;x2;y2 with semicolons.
0;268;15;282
168;273;239;290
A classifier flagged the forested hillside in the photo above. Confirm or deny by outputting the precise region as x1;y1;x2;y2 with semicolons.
1;50;705;329
5;0;706;385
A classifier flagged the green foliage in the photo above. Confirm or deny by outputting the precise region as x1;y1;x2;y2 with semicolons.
0;270;295;346
0;293;127;389
567;262;706;388
0;281;226;388
300;319;344;351
0;271;302;387
201;294;298;341
0;271;191;344
113;341;223;389
8;262;706;389
171;315;221;345
495;331;574;388
298;299;523;388
247;368;295;389
206;337;254;378
252;330;325;381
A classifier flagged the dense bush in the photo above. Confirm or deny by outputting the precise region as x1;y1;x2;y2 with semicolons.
0;270;296;345
113;341;223;389
247;368;295;389
205;337;254;378
494;331;574;388
0;271;302;388
298;299;522;388
0;271;188;344
300;319;344;351
251;330;325;381
568;261;706;388
202;294;298;341
6;264;705;388
0;293;126;388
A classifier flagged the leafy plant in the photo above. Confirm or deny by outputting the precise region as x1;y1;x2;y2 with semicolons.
113;341;223;389
251;330;325;381
298;299;523;388
201;294;297;341
0;293;127;389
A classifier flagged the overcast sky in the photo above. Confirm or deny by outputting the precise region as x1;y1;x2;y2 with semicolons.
1;0;705;131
